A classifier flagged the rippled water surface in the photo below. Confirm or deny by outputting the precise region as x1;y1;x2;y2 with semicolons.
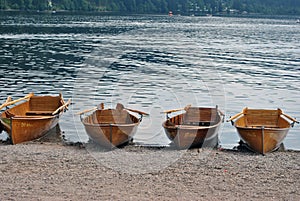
1;12;299;150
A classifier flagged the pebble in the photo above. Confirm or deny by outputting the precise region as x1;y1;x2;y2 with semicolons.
0;142;299;200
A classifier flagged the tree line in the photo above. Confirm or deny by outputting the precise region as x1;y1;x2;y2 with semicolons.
1;0;300;15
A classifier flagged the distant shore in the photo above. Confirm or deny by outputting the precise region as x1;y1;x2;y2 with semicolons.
1;9;299;19
0;139;299;200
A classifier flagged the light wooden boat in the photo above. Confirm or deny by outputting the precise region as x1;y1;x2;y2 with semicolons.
228;108;299;154
79;103;147;149
0;93;70;144
162;105;224;149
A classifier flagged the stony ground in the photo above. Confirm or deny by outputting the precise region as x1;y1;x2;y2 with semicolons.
0;139;299;201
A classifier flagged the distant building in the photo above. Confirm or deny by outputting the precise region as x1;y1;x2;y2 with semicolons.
229;9;240;14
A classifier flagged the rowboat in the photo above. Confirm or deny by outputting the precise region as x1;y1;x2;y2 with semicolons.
228;108;299;155
162;105;224;149
79;103;148;149
0;93;71;144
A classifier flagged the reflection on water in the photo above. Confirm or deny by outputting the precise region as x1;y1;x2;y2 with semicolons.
0;13;299;150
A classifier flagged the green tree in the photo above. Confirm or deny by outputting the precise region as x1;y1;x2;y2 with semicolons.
1;0;300;15
231;0;242;10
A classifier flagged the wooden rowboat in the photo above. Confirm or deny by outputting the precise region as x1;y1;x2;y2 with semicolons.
0;93;70;144
79;103;147;149
228;108;299;154
162;105;224;149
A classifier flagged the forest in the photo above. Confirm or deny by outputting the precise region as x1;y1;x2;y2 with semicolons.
1;0;300;15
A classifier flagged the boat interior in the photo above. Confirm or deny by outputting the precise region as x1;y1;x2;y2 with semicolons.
235;109;290;129
84;109;139;125
167;107;220;127
3;96;62;118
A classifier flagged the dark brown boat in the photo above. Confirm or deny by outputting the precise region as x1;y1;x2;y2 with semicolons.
162;105;224;149
79;103;147;148
0;93;70;144
228;108;299;154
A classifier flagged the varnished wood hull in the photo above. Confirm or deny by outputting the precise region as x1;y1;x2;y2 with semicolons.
232;108;293;154
0;94;66;144
162;107;223;149
81;108;140;148
2;116;60;144
235;126;289;154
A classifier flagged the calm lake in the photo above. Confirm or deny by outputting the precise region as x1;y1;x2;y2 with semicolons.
0;12;299;150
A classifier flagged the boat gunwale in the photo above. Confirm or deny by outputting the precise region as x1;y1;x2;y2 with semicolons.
82;122;140;127
235;125;290;131
163;120;222;130
6;115;60;120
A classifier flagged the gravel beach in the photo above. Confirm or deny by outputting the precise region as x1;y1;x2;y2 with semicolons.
0;138;299;201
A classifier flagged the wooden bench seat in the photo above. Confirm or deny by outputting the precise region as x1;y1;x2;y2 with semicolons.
13;115;54;119
183;121;213;126
26;110;54;115
246;124;280;129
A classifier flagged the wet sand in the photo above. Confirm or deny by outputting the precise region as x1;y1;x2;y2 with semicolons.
0;140;299;201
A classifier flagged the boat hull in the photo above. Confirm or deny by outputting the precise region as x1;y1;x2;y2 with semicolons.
2;116;60;144
235;126;289;154
163;107;223;149
163;124;220;149
81;109;140;148
83;123;138;148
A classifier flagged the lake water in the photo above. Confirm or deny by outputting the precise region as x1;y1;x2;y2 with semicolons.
0;12;299;150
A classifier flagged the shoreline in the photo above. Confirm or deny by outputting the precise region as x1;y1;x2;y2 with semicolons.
0;140;299;200
2;130;300;153
1;10;299;19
